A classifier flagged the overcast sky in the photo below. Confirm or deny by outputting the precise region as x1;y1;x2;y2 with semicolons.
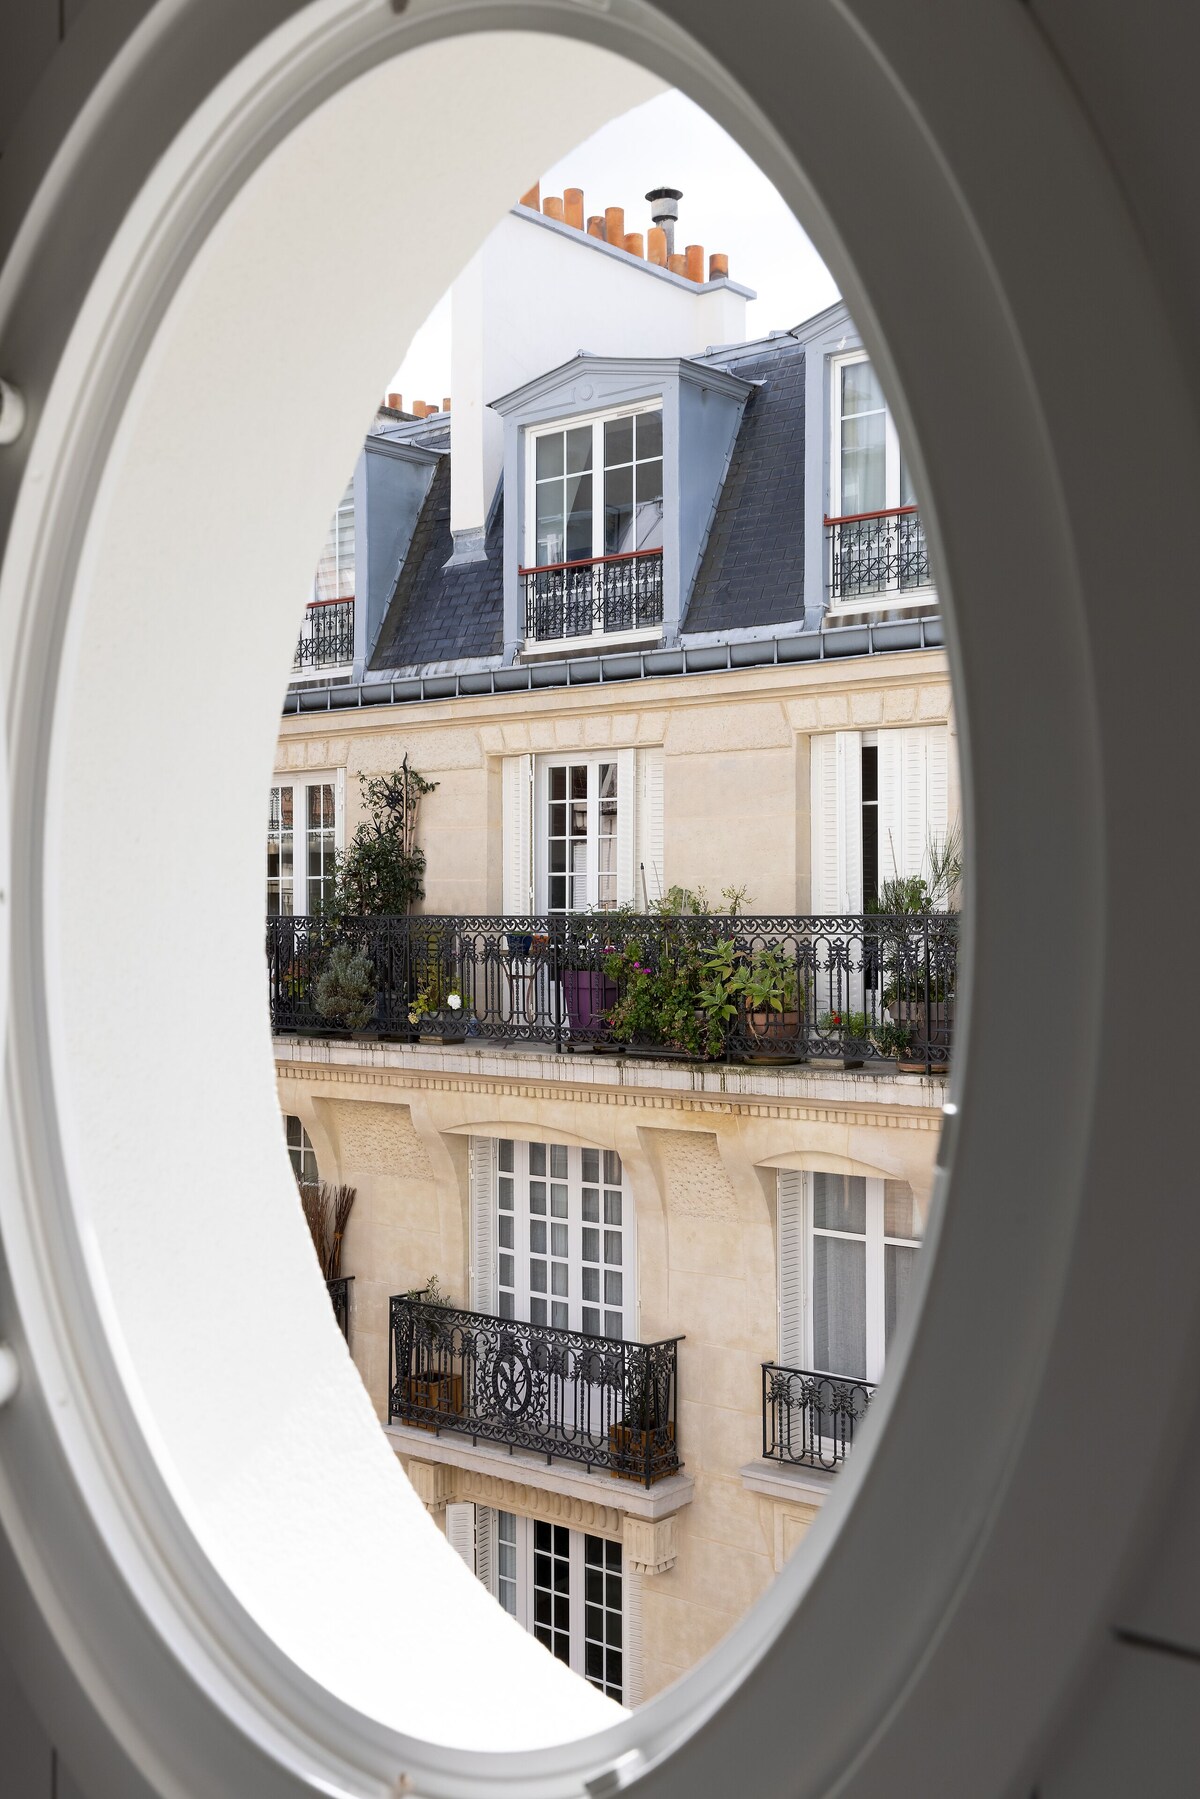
390;89;838;405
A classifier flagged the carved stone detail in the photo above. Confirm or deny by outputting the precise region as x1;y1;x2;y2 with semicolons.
622;1512;678;1576
401;1457;453;1514
454;1469;625;1539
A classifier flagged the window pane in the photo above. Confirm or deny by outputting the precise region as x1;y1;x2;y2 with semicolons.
530;1143;546;1175
604;1150;622;1185
812;1173;867;1234
551;1222;568;1258
886;1242;920;1350
582;1148;599;1183
571;766;588;801
582;1188;599;1222
551;1262;568;1296
636;409;663;458
548;768;566;803
603;1230;621;1266
536;432;564;479
604;462;633;554
603;1191;621;1226
812;1234;867;1378
841;410;886;515
603;415;634;467
565;425;593;475
564;470;593;563
884;1179;921;1240
842;360;885;415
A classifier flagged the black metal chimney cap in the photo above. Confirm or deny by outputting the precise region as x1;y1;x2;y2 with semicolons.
645;186;683;205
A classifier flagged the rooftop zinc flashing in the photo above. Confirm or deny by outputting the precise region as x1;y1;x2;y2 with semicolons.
511;201;758;301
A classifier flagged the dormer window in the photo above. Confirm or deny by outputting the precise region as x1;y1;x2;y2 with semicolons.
523;404;664;645
826;353;932;607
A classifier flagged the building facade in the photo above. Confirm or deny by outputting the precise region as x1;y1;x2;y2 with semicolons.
270;185;958;1705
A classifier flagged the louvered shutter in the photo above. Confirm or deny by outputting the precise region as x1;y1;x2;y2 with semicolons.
446;1503;476;1571
901;729;930;883
623;1565;645;1707
926;726;950;876
777;1171;805;1367
809;735;842;912
839;732;864;913
470;1136;497;1314
877;729;905;885
636;747;665;910
474;1506;497;1596
501;754;533;914
615;747;638;907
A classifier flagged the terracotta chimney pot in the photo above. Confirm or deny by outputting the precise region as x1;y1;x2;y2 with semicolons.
543;195;565;222
519;183;540;210
386;392;403;411
667;252;687;276
442;396;452;413
564;187;584;230
587;215;606;239
709;252;729;279
412;400;429;418
604;205;625;247
647;226;668;266
623;232;645;258
685;243;705;283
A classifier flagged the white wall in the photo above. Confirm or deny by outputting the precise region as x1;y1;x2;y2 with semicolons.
450;208;750;535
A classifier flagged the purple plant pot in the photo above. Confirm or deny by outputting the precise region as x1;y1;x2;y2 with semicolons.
563;968;618;1036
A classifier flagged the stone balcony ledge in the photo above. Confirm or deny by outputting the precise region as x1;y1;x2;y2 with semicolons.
274;1033;947;1110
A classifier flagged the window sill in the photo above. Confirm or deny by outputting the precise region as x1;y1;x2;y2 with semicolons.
738;1459;836;1507
825;585;938;619
521;627;663;661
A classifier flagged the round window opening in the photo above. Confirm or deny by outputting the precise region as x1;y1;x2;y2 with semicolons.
3;1;1127;1796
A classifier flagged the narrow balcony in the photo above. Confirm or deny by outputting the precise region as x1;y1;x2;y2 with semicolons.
826;504;931;602
762;1361;876;1473
389;1293;682;1488
521;548;663;646
266;911;958;1072
326;1275;352;1342
293;596;354;672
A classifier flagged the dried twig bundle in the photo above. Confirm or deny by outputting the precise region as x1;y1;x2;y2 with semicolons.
298;1180;356;1279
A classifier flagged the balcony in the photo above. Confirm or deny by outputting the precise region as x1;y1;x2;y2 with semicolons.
266;911;958;1072
826;504;932;603
389;1293;682;1487
762;1361;875;1473
326;1275;352;1342
293;596;354;672
521;548;663;645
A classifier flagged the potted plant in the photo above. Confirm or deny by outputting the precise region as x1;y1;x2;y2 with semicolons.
404;1276;462;1428
874;869;957;1073
313;941;377;1036
608;1355;674;1484
738;944;805;1063
816;1008;872;1069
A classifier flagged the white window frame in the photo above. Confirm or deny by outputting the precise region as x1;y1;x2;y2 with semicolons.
533;752;624;915
523;399;665;653
781;1172;922;1384
267;768;344;918
283;1115;318;1185
827;350;932;615
490;1512;625;1703
495;1138;635;1341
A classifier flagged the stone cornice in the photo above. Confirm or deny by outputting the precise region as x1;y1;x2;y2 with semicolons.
276;1056;942;1131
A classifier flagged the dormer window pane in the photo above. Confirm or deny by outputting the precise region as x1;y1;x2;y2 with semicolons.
604;463;633;554
536;432;564;480
564;469;592;562
603;415;634;467
636;409;662;459
565;425;592;475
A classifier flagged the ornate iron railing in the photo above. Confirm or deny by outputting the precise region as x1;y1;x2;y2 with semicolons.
294;596;354;670
326;1275;352;1342
762;1361;876;1472
388;1294;682;1487
826;505;931;600
521;548;663;643
266;911;957;1071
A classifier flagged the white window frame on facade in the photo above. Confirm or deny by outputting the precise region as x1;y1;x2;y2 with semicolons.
503;747;663;917
447;1504;627;1704
267;768;345;917
283;1115;318;1186
492;1137;635;1340
810;726;950;913
777;1170;923;1386
827;349;932;616
533;750;635;915
523;398;665;653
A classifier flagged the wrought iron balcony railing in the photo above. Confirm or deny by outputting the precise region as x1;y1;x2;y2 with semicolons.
826;504;932;601
521;548;663;644
762;1361;876;1473
389;1294;682;1487
294;596;354;671
266;910;957;1071
326;1275;352;1342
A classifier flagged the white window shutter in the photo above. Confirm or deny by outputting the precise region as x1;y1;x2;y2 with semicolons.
501;754;533;914
474;1505;497;1596
901;729;930;882
777;1171;805;1367
615;746;638;907
877;729;905;885
623;1565;645;1708
926;726;950;872
470;1136;497;1314
810;735;841;911
446;1503;476;1572
635;747;665;910
838;731;863;913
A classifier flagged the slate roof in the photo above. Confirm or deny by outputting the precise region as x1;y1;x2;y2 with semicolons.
369;455;505;669
681;337;805;634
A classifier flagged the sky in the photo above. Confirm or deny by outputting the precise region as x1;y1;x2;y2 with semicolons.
390;90;839;405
